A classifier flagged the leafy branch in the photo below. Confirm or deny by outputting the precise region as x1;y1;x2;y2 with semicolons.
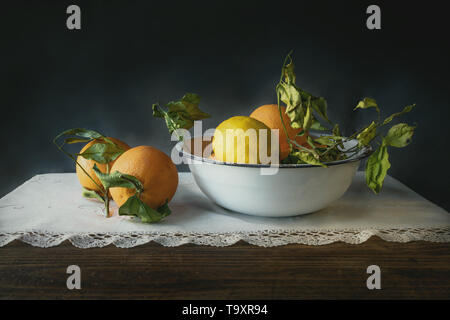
276;52;417;193
276;51;334;166
93;164;171;223
54;128;171;223
152;93;211;141
53;128;126;217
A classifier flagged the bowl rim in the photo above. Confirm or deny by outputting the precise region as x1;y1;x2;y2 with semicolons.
176;136;373;169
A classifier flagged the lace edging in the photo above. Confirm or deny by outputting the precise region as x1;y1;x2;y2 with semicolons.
1;227;450;248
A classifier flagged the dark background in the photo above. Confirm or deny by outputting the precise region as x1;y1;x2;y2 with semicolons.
1;0;449;210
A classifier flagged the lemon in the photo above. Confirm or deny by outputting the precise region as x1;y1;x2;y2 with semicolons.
212;116;272;164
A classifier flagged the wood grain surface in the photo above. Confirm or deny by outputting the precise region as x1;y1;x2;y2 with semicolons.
1;237;449;299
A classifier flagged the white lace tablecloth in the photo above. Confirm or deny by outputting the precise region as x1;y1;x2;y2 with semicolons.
0;172;449;248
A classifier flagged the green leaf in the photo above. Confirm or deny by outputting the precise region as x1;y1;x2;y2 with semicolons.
92;164;144;192
153;93;211;135
181;93;210;119
302;98;313;131
278;82;304;129
155;200;172;218
383;104;415;125
277;53;330;129
182;92;201;105
280;153;298;164
300;90;330;124
354;97;380;114
79;140;126;163
282;54;296;84
65;137;92;144
306;135;317;149
81;187;105;203
365;144;391;194
332;124;341;137
54;128;104;143
291;151;327;167
278;83;301;107
357;121;377;146
310;119;328;131
54;128;126;164
119;195;171;223
320;146;348;162
384;123;416;148
277;54;304;130
167;101;194;129
313;135;342;146
152;104;166;118
153;103;185;133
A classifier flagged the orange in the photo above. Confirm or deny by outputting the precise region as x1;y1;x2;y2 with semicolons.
76;137;130;192
109;146;179;209
250;104;308;160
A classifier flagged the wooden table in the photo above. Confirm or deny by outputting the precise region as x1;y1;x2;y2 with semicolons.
1;237;449;299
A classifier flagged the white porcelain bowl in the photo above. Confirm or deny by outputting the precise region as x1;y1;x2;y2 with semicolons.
176;137;372;217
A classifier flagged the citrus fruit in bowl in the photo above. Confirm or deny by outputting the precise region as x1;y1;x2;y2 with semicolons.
212;116;273;164
177;136;372;217
250;104;309;161
151;52;415;217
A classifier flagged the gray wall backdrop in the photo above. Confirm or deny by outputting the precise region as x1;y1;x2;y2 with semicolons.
1;0;449;210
